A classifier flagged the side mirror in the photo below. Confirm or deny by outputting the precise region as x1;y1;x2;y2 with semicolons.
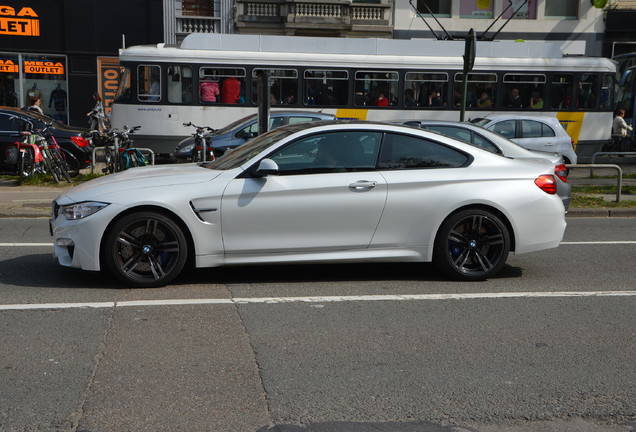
252;158;279;177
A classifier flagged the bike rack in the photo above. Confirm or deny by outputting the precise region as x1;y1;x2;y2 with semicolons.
566;163;623;202
91;147;155;173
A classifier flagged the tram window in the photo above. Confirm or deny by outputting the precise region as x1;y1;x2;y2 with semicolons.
578;74;598;109
404;72;448;108
138;65;161;102
304;70;348;106
503;74;546;110
252;69;298;106
200;68;246;104
167;66;193;104
114;67;132;103
551;74;574;109
354;71;399;107
453;73;497;109
600;74;614;110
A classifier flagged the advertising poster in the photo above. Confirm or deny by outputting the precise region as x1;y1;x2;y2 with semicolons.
502;0;537;19
98;57;120;119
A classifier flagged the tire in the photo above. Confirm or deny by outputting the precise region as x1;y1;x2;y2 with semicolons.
433;208;510;281
41;149;60;183
19;148;35;179
103;211;188;287
60;149;80;177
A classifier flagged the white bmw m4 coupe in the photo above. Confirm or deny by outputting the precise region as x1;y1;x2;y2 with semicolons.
50;121;566;287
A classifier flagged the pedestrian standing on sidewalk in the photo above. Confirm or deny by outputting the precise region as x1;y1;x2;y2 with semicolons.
86;91;105;132
612;108;633;151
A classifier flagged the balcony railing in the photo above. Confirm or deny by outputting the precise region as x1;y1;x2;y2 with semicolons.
177;15;219;34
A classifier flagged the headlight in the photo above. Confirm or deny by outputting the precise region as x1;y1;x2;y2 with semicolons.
61;201;109;220
177;143;195;155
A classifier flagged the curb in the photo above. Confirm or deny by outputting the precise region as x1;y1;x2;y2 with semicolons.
566;207;636;218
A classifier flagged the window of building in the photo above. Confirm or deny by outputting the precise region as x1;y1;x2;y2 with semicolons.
138;65;161;102
460;0;493;18
453;73;497;109
404;72;448;108
304;70;348;106
544;0;577;19
167;66;193;104
181;0;213;16
354;71;399;107
252;69;298;106
200;67;246;104
503;74;546;110
416;0;451;17
502;0;537;19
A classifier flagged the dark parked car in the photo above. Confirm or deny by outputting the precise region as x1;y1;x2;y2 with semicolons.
174;111;336;161
0;107;93;175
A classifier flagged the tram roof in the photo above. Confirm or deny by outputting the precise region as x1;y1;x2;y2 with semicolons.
119;33;615;71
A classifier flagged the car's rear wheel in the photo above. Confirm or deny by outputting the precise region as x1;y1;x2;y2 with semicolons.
433;208;510;281
104;211;188;287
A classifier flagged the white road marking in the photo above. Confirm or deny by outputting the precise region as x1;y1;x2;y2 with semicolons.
2;291;636;311
0;243;53;247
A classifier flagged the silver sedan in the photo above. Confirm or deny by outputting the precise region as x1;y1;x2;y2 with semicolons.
50;121;566;287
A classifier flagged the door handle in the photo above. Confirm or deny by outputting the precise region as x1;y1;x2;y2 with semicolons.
349;181;378;190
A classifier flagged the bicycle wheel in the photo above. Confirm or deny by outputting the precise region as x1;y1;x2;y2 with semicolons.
51;147;73;183
19;147;35;179
41;148;61;183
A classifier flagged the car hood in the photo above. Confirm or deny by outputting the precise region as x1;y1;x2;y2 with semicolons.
56;164;225;204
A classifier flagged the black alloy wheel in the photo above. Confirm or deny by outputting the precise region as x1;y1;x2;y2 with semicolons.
433;209;510;281
104;212;188;287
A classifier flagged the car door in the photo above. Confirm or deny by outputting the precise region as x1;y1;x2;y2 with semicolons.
515;119;557;152
221;130;387;255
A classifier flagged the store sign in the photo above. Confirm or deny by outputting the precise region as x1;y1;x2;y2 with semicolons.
98;57;121;117
0;59;18;73
0;6;40;36
23;60;64;74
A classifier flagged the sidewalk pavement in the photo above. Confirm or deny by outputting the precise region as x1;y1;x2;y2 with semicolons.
1;162;636;218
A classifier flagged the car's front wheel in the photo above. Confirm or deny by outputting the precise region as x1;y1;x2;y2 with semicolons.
103;211;188;287
433;208;510;281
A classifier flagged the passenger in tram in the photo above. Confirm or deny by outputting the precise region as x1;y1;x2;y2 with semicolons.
404;88;417;107
200;78;220;102
375;92;389;107
506;87;523;108
221;76;241;104
477;91;493;108
529;91;544;109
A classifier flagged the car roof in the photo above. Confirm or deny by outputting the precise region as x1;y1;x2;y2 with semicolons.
475;114;561;124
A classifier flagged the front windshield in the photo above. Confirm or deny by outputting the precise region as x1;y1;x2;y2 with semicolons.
207;128;294;170
114;67;132;102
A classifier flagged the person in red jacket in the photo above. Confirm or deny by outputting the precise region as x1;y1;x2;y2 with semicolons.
221;77;241;104
375;92;389;106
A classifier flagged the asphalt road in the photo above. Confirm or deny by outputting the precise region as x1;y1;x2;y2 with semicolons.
1;217;635;432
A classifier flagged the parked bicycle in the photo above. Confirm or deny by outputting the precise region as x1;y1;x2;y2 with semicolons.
33;121;73;183
182;122;215;162
94;126;148;174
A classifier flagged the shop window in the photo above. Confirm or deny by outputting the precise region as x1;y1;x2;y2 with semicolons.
22;54;68;123
304;70;349;106
199;67;245;104
545;0;577;19
404;72;448;108
354;71;399;107
502;0;537;19
460;0;493;18
453;73;497;109
252;69;297;106
551;74;574;109
415;0;451;17
167;66;193;104
138;65;161;102
503;74;546;110
0;53;19;107
182;0;213;16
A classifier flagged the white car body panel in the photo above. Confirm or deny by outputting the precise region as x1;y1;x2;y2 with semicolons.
50;122;566;281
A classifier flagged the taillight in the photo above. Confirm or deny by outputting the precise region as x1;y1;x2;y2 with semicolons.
535;175;557;195
554;164;568;183
71;136;91;148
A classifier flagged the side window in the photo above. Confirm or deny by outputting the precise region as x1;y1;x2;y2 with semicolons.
503;74;546;110
551;74;574;109
428;126;472;143
304;70;348;106
453;73;497;109
138;65;161;102
354;71;399;107
404;72;448;108
378;133;469;170
490;120;516;138
167;65;193;104
288;116;318;124
542;123;556;137
578;74;598;109
200;68;246;104
252;69;298;106
236;123;258;139
270;117;285;129
471;133;500;153
269;132;382;175
0;113;12;130
520;120;543;138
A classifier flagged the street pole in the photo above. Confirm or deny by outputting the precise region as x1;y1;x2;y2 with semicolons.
460;29;476;122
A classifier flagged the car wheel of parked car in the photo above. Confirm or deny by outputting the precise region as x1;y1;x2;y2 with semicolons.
433;208;510;281
103;211;188;287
